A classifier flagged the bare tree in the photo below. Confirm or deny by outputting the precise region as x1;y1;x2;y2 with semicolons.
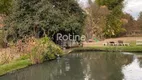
84;0;109;40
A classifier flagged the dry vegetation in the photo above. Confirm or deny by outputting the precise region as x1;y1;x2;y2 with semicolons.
0;37;36;65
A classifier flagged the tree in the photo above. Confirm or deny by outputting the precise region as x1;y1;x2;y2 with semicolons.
96;0;123;10
122;13;135;35
84;0;109;40
96;0;125;37
0;0;12;14
137;12;142;30
4;0;86;42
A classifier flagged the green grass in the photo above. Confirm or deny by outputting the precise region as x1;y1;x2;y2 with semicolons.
72;46;142;53
0;37;64;76
0;59;31;76
72;40;142;52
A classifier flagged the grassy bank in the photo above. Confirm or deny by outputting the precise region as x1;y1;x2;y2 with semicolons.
0;59;31;76
0;37;64;76
72;46;142;53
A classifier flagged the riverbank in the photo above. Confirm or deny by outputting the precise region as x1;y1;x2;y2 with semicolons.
0;46;142;76
0;54;64;76
0;37;142;76
0;59;31;76
71;46;142;53
0;37;64;76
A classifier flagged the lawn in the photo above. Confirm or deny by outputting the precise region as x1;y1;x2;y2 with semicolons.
72;46;142;53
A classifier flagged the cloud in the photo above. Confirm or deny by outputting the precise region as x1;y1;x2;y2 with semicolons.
78;0;89;8
78;0;142;19
123;0;142;19
78;0;95;8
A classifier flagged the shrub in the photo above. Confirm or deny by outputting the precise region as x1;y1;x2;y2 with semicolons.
4;0;86;41
30;37;63;64
0;30;7;48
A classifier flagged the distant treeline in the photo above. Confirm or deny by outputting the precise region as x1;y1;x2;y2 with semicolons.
84;0;142;39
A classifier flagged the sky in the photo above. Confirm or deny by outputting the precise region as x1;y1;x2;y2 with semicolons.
78;0;142;20
123;0;142;20
78;0;89;8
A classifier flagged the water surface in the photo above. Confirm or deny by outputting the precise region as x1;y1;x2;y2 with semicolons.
0;52;142;80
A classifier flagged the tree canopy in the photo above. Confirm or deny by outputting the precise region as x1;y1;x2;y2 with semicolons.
96;0;125;37
0;0;12;14
84;0;109;39
96;0;123;10
137;12;142;30
4;0;86;41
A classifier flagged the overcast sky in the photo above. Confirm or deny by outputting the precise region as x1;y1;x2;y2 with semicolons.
78;0;142;20
123;0;142;20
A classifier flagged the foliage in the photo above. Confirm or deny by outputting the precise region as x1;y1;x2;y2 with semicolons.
30;37;63;64
85;1;109;39
0;30;5;48
96;0;123;10
122;13;135;36
4;0;86;41
0;37;63;75
96;0;125;37
137;12;142;30
0;0;12;14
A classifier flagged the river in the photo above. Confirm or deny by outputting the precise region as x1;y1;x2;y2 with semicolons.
0;52;142;80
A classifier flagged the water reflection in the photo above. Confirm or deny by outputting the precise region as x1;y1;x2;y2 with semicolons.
0;52;142;80
122;56;142;80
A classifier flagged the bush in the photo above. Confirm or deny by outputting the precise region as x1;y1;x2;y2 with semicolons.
4;0;86;41
0;30;7;48
30;37;63;64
